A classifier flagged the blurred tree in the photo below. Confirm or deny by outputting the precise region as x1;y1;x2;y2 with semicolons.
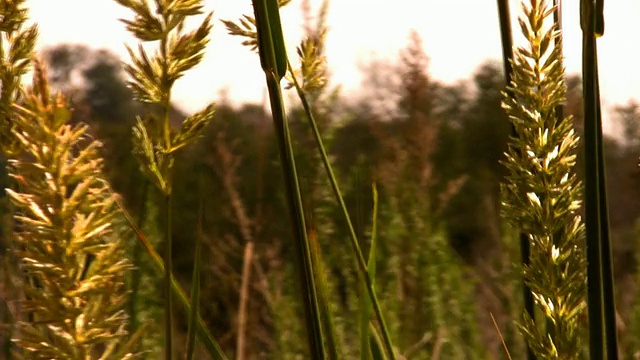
42;44;143;203
433;61;511;261
614;101;640;151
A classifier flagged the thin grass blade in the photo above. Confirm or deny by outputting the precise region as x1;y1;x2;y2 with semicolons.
236;241;254;360
105;322;150;359
264;70;325;359
185;199;205;360
368;324;388;360
252;1;325;356
252;0;287;78
115;197;228;360
595;0;605;36
287;59;396;360
594;35;619;359
360;183;379;360
309;229;340;359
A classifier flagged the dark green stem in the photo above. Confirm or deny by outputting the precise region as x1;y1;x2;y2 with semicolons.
595;48;619;359
160;14;174;357
128;181;149;342
288;61;396;360
581;1;605;358
265;70;325;359
116;197;228;359
186;195;204;360
164;192;173;360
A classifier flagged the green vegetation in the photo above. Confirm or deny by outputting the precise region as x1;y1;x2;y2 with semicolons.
0;0;638;358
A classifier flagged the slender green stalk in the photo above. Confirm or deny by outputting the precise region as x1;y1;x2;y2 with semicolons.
597;80;619;360
161;62;174;360
116;196;228;360
495;2;535;359
186;198;204;360
266;70;325;359
251;0;325;357
128;181;148;339
581;1;607;358
581;0;618;356
114;2;216;358
156;10;175;358
309;229;340;360
164;193;173;359
360;183;379;360
236;241;254;360
595;29;619;360
369;323;388;360
288;61;396;360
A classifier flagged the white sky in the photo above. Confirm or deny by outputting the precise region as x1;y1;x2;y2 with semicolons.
24;0;640;133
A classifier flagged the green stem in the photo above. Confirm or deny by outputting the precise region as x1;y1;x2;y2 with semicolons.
164;192;173;360
116;197;228;360
265;70;325;359
581;1;605;358
250;1;324;354
595;48;619;359
129;181;149;343
186;195;204;360
161;91;174;360
288;61;396;360
160;18;174;357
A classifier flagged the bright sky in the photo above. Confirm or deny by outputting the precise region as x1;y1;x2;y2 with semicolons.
24;0;640;133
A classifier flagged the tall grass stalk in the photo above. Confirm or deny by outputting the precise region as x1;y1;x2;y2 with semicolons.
250;0;326;354
116;196;227;359
288;60;396;360
236;241;254;360
579;0;619;357
225;0;398;357
359;183;379;360
501;0;587;357
309;228;341;359
185;197;205;360
113;0;216;358
128;183;164;358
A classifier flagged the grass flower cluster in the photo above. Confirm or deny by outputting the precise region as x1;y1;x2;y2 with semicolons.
7;61;133;359
501;0;587;358
0;0;38;156
113;0;217;357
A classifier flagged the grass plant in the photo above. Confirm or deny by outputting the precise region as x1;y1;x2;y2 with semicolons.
113;0;216;358
7;59;134;359
501;0;588;357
